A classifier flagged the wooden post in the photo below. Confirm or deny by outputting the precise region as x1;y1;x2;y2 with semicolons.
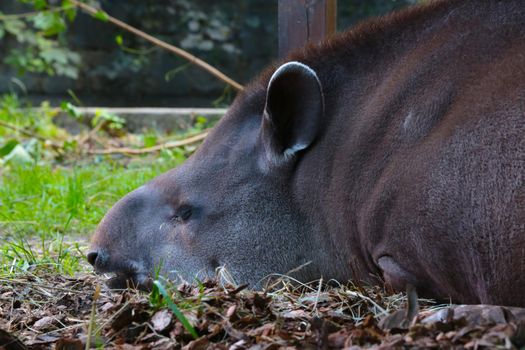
278;0;337;58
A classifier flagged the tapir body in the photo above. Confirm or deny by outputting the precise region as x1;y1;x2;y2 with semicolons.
89;0;525;306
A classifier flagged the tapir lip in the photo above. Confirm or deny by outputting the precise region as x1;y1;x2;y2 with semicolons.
95;263;152;290
106;272;153;291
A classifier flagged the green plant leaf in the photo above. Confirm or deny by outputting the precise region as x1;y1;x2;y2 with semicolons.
4;19;26;36
0;139;19;157
115;34;123;46
92;109;125;129
33;0;47;10
143;134;157;148
62;0;77;22
3;144;33;165
153;280;199;339
33;12;66;36
93;10;109;22
40;47;69;64
60;101;82;119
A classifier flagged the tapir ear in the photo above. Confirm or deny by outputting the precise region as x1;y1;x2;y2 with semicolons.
261;61;324;166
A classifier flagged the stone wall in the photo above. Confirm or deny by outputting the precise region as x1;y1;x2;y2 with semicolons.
0;0;416;107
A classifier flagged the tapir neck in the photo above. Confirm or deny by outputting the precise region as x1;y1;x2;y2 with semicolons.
286;0;460;283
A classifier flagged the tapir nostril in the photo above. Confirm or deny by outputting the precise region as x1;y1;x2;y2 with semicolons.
87;251;98;266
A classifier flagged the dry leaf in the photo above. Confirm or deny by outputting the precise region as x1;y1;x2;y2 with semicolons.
151;309;173;333
33;316;55;331
181;337;209;350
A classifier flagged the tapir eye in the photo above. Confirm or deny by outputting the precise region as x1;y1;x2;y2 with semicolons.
171;205;192;223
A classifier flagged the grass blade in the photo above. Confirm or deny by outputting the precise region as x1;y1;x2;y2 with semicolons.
153;280;198;339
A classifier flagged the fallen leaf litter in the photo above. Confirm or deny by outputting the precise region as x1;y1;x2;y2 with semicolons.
2;272;525;349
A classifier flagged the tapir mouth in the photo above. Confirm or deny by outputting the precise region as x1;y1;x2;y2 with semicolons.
106;271;153;291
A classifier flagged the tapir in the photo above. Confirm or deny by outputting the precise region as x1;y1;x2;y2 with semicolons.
88;0;525;306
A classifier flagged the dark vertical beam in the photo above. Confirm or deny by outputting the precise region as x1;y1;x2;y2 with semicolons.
278;0;337;58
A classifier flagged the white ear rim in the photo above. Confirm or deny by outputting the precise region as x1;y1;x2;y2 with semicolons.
269;61;322;90
283;142;308;160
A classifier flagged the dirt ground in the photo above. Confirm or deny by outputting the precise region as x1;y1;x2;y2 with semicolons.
2;270;525;350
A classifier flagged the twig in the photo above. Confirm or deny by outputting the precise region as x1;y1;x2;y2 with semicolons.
77;121;104;147
94;299;132;335
0;278;89;294
346;290;389;316
90;133;111;150
86;285;101;350
312;277;323;315
87;131;209;155
0;120;47;141
69;0;244;91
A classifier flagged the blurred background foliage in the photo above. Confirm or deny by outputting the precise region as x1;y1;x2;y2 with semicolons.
0;0;419;108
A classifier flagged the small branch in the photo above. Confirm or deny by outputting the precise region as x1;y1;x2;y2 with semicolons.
0;278;90;294
85;285;100;350
87;131;209;155
70;0;244;91
0;120;46;141
77;121;104;147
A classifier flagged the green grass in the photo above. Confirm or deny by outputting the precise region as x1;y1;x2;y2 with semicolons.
0;152;187;276
0;157;182;273
1;159;178;236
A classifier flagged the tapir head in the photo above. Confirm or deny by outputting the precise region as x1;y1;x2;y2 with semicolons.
88;62;331;288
